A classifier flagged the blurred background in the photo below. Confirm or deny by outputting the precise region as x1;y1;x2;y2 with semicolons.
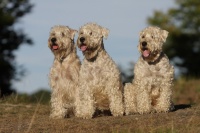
0;0;200;105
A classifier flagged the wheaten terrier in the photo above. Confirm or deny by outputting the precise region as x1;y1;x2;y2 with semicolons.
124;26;174;115
75;23;124;119
48;25;81;118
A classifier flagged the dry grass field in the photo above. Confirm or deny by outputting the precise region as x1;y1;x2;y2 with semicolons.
0;78;200;133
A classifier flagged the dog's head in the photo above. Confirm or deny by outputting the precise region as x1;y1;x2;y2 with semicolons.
138;26;168;63
77;23;109;60
48;25;77;61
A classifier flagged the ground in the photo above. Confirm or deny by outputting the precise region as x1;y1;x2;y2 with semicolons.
0;78;200;133
0;103;200;133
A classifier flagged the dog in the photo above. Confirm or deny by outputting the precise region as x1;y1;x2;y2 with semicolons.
124;26;174;115
48;25;81;118
75;23;124;119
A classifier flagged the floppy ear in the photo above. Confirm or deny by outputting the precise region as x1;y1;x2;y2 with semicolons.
102;27;109;39
161;29;168;43
69;29;78;40
139;31;144;38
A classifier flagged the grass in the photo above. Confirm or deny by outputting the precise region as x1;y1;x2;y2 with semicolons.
0;90;51;105
0;79;200;133
173;78;200;104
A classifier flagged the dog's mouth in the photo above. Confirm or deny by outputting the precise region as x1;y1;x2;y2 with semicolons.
80;43;87;52
142;48;150;58
51;43;59;50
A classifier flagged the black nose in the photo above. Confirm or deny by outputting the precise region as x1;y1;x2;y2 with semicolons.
80;37;85;43
51;38;56;43
142;41;147;47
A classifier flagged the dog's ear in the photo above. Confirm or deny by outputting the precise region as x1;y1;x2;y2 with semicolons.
70;29;78;39
139;31;144;38
102;27;109;39
161;29;168;43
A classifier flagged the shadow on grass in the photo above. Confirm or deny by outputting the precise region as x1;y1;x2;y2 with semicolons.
173;104;192;111
93;110;112;118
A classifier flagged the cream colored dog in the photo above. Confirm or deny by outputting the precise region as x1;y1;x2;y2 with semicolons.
75;23;124;119
48;25;81;118
124;26;174;115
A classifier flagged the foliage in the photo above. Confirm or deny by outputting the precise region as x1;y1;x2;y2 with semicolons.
119;62;134;84
0;0;33;97
147;0;200;78
0;89;51;104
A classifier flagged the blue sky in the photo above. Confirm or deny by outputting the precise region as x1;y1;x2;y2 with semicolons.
13;0;175;94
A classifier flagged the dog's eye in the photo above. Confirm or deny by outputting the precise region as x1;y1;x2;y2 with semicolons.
142;35;145;38
61;32;65;37
89;32;92;36
151;35;154;39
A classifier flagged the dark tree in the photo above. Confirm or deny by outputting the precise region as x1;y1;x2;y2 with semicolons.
0;0;33;97
148;0;200;78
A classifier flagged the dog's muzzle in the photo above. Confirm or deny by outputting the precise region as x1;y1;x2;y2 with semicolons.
80;37;85;43
50;37;59;50
141;41;147;47
51;37;57;43
141;41;150;57
79;37;87;52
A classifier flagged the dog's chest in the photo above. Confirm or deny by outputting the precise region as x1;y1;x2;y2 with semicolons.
81;64;105;80
81;59;113;86
140;60;164;78
51;62;73;82
148;64;161;73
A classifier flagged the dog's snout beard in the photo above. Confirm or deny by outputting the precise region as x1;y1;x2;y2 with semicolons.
141;42;150;58
80;43;87;52
78;37;88;52
51;43;59;50
49;37;59;50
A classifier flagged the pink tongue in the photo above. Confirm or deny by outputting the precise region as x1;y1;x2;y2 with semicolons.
143;50;150;57
53;45;58;50
81;45;87;52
